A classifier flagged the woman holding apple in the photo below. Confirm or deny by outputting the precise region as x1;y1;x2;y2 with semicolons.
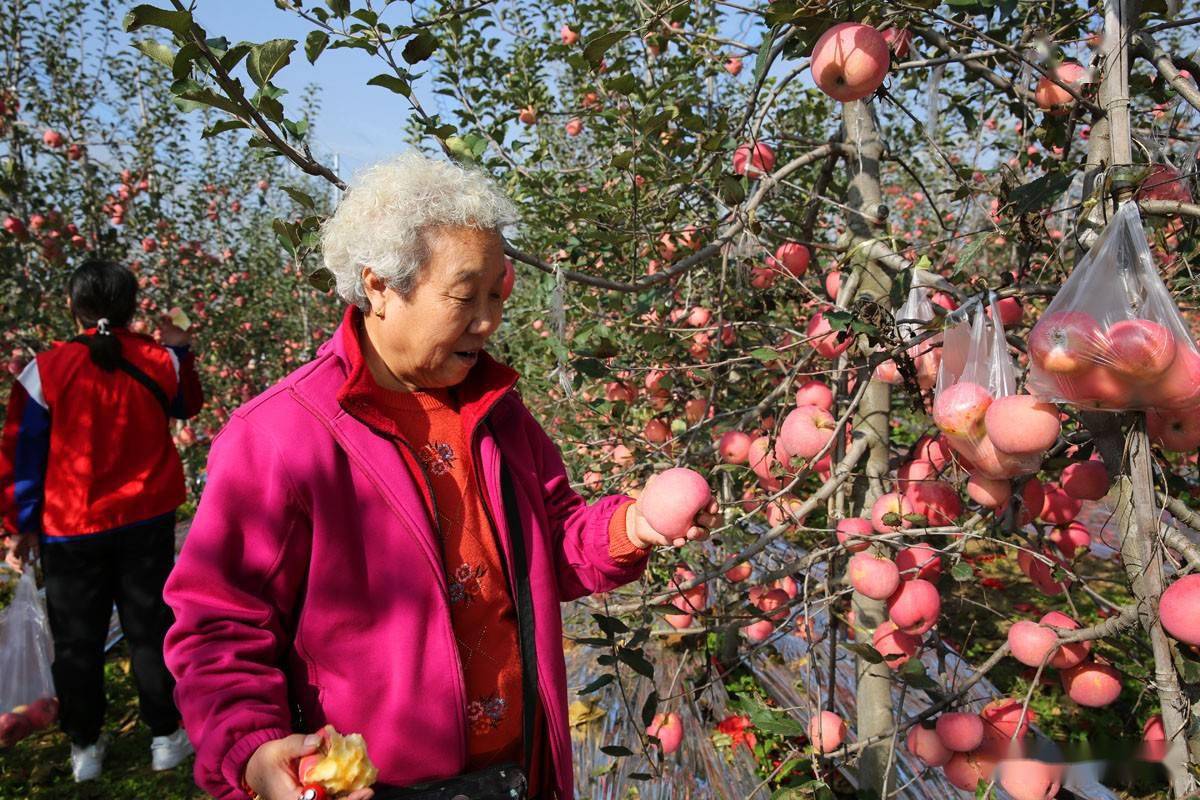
163;152;717;800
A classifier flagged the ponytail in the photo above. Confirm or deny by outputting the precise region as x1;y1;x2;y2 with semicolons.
77;317;123;372
67;260;137;371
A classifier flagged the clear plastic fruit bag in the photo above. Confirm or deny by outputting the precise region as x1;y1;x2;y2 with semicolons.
933;296;1042;479
0;569;56;713
1027;202;1200;412
875;287;942;388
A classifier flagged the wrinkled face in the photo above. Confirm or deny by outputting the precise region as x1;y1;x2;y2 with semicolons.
364;225;506;390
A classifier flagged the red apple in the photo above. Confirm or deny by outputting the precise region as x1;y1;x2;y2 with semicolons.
768;241;810;277
984;394;1060;455
1060;660;1122;707
808;711;847;754
895;544;942;582
1029;311;1102;374
718;431;752;464
810;23;890;102
870;492;914;533
906;723;951;767
1034;62;1089;111
638;469;712;540
1160;573;1200;646
646;712;684;754
849;553;901;600
933;382;991;439
886;578;941;635
1105;319;1176;383
560;24;579;45
1143;344;1200;410
795;380;834;411
936;712;984;753
836;517;875;553
1039;611;1090;669
872;620;920;669
806;312;851;359
1061;458;1109;500
732;141;775;177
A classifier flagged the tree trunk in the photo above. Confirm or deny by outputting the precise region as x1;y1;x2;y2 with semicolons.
841;96;895;799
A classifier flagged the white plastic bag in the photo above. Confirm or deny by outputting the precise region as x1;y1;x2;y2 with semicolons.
933;297;1041;479
1027;202;1200;412
0;569;55;712
875;287;941;388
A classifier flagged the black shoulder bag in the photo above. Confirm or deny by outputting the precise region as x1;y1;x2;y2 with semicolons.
70;334;171;417
372;456;538;800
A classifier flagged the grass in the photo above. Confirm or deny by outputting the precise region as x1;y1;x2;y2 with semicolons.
0;639;206;800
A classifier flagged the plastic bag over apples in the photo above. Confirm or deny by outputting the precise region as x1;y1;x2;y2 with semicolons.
1027;202;1200;412
0;570;55;712
932;296;1042;479
875;287;941;388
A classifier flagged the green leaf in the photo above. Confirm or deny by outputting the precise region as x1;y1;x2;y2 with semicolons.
402;30;438;64
366;73;411;97
133;39;175;68
1008;170;1074;216
611;150;634;170
752;26;776;86
305;30;329;64
844;642;884;664
173;42;203;80
899;659;939;690
218;42;252;73
600;745;633;757
307;267;336;292
282;187;316;209
577;674;615;695
201;119;249;138
616;646;655;679
274;218;300;253
640;691;658;727
247;39;296;87
951;561;974;582
749;347;780;361
326;0;350;17
591;613;629;636
171;78;246;117
583;28;628;66
608;74;638;95
123;4;192;34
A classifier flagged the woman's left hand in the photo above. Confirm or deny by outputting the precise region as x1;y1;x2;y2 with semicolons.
626;499;720;550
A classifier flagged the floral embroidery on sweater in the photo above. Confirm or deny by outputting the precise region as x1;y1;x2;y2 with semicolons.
467;693;508;734
419;441;456;475
448;562;487;605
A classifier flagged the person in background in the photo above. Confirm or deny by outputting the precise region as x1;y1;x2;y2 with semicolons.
0;259;205;782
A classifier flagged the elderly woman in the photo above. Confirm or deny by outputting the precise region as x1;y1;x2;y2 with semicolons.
163;152;717;800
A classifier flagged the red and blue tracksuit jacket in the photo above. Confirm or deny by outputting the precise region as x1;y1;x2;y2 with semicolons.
0;328;204;541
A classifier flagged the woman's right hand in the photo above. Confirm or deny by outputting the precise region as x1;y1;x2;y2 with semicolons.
244;733;374;800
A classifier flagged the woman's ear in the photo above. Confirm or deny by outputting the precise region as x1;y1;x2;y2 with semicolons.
361;266;388;310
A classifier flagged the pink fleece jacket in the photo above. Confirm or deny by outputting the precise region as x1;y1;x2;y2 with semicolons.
162;309;651;800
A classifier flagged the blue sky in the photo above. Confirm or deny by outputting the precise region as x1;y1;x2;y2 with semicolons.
190;1;445;177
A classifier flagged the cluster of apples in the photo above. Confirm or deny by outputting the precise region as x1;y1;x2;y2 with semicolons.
295;725;378;798
0;696;58;748
1006;610;1124;708
1028;311;1200;418
932;388;1060;481
717;380;838;496
905;700;1062;796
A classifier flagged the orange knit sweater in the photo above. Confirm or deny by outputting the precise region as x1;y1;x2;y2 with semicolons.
384;386;644;797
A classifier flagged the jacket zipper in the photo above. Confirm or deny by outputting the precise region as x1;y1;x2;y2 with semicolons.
393;435;471;769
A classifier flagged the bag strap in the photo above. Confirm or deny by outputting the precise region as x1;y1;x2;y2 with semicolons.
70;335;171;416
497;447;538;775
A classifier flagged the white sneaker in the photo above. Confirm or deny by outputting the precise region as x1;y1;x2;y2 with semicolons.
150;728;194;771
70;734;109;782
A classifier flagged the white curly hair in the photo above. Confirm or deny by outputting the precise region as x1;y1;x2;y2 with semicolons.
320;151;519;308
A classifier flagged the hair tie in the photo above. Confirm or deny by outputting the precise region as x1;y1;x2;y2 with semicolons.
96;318;111;336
